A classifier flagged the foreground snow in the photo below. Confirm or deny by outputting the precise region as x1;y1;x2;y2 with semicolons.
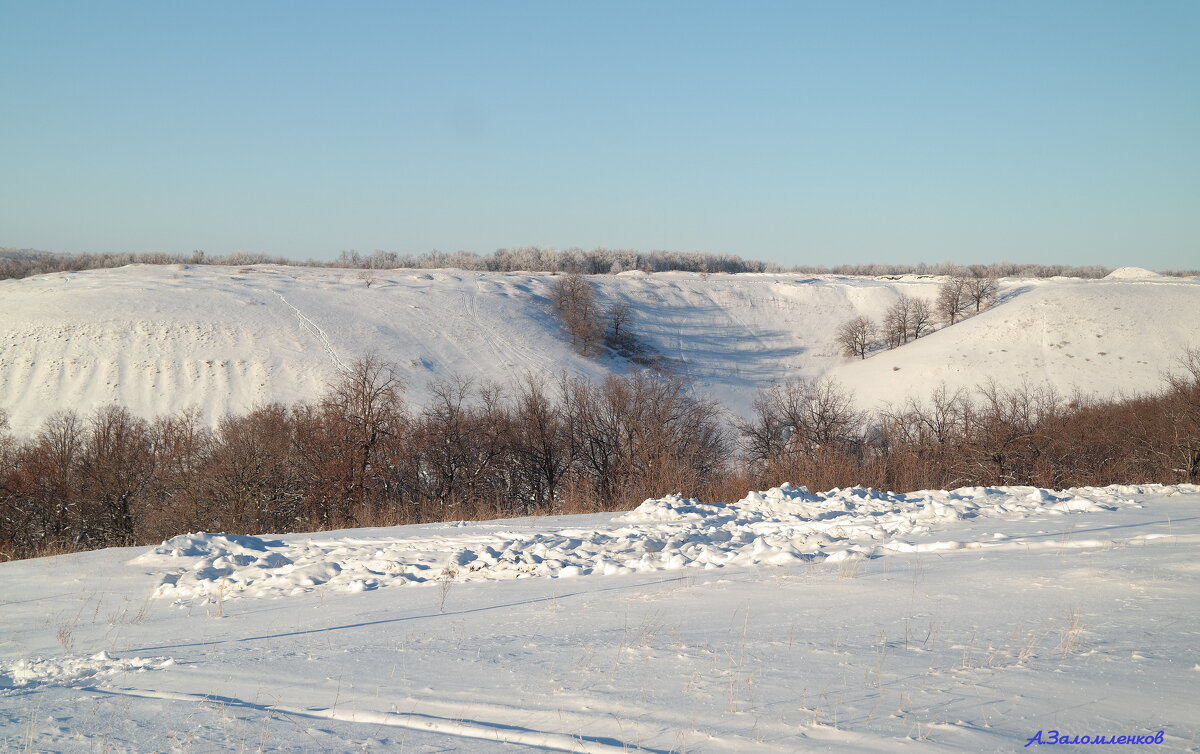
2;484;1198;751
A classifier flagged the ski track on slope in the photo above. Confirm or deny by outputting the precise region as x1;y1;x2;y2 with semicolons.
130;483;1198;606
83;686;672;754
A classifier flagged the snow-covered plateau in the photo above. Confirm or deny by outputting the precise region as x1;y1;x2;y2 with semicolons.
2;265;1199;433
2;483;1198;751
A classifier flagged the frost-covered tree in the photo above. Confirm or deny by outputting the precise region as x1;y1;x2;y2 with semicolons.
909;298;933;339
883;295;914;348
965;275;999;312
836;316;877;359
937;277;969;324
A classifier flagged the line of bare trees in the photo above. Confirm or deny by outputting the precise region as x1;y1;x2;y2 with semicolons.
837;274;998;359
734;350;1200;494
13;247;1196;283
0;247;776;281
0;361;729;560
2;350;1197;562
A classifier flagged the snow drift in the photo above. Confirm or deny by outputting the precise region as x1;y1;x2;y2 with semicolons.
130;483;1195;605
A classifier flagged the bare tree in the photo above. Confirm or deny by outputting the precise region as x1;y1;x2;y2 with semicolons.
909;298;933;339
604;301;634;348
965;275;999;313
1163;347;1200;481
883;295;914;348
317;355;407;520
937;277;969;324
836;316;876;359
77;406;155;547
506;375;571;512
201;405;300;533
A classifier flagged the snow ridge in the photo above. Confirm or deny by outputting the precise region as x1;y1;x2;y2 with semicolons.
132;483;1195;605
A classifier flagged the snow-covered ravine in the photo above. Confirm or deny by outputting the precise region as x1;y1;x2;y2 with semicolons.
3;264;1199;433
134;484;1190;606
3;485;1198;752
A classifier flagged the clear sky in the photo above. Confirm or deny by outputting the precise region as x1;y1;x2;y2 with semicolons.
1;1;1197;269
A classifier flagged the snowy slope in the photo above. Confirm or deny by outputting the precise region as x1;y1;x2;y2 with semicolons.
829;277;1200;410
2;483;1198;751
2;265;1198;433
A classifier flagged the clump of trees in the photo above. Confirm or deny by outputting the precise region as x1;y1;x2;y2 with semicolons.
549;274;661;366
550;274;607;355
836;272;998;359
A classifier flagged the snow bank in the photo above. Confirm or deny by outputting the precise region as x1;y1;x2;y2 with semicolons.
132;483;1196;606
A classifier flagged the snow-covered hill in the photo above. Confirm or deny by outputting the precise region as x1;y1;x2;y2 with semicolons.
2;264;1198;433
2;483;1197;751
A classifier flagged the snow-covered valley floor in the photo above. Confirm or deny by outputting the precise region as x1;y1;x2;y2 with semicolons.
2;484;1198;752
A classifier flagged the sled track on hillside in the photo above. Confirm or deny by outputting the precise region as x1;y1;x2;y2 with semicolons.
270;289;350;374
457;288;558;374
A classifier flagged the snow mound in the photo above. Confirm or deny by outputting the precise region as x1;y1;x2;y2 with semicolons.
135;532;280;558
1105;266;1162;279
133;483;1195;606
132;533;293;572
0;652;173;690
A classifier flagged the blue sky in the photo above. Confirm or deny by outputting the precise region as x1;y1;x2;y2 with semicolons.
1;1;1196;268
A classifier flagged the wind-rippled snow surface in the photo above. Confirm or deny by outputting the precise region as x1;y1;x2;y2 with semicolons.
133;483;1194;605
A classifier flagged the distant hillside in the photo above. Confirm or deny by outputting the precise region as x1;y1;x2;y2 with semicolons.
1;264;1197;434
0;246;1134;281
